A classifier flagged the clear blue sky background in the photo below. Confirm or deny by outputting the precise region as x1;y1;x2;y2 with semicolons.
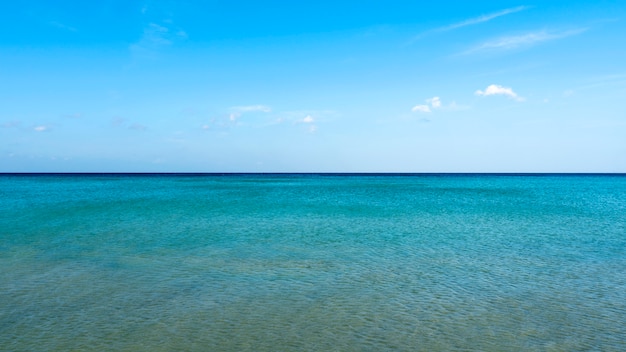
1;0;625;172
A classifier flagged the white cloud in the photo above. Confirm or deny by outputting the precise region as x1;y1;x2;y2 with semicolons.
441;6;529;32
228;113;239;121
33;125;49;132
295;115;317;132
411;105;431;113
464;28;587;54
475;84;524;101
427;97;441;108
412;96;443;113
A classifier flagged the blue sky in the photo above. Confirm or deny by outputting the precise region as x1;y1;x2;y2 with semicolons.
1;0;625;172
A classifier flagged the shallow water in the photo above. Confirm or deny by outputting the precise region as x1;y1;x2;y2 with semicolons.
1;174;625;351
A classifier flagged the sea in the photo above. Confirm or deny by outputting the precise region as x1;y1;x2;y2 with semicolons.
1;173;625;351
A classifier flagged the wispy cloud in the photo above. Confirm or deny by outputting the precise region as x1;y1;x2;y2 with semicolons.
226;105;272;123
63;113;83;119
201;108;330;134
475;84;524;101
131;2;187;56
281;109;337;132
111;117;127;127
111;117;148;131
33;125;50;132
134;23;171;46
445;101;472;111
130;21;188;58
293;115;318;133
201;115;238;132
49;21;77;32
129;123;148;131
176;30;188;40
413;6;529;41
231;105;272;113
301;115;317;133
562;73;626;96
440;6;530;32
581;73;626;89
201;119;231;131
463;28;588;54
1;121;20;128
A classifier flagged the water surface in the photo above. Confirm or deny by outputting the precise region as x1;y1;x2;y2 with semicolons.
1;174;625;351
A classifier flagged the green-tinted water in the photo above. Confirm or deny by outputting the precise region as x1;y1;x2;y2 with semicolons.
1;174;625;351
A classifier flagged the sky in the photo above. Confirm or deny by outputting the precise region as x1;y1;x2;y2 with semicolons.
1;0;625;172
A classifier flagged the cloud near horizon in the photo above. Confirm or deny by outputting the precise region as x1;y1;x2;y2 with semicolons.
411;105;431;113
227;105;272;122
475;84;524;101
427;97;441;108
129;123;148;131
231;105;272;113
412;96;442;113
299;115;318;133
33;125;50;132
1;121;21;128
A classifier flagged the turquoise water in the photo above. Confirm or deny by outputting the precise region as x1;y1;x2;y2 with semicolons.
1;174;625;351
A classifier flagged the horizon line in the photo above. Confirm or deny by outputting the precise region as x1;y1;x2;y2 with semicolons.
1;172;625;176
